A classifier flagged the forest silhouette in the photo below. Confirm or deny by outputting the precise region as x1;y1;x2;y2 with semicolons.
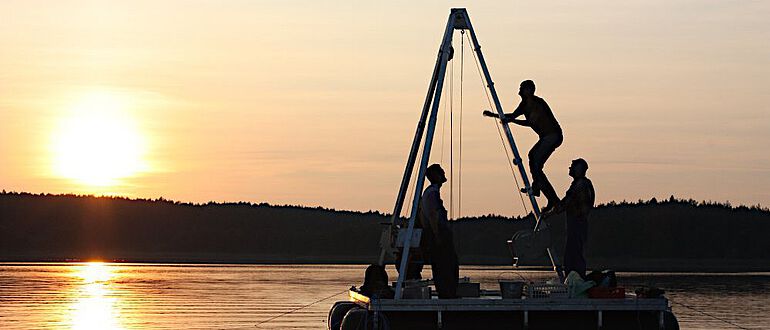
1;191;768;271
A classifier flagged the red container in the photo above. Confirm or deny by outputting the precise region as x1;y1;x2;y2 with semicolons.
588;287;625;299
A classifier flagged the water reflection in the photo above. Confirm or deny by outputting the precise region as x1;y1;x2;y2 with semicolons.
69;262;123;330
1;263;766;329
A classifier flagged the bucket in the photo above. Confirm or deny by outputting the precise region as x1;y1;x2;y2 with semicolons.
499;281;524;299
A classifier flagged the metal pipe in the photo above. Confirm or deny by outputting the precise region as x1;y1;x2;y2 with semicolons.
394;11;456;299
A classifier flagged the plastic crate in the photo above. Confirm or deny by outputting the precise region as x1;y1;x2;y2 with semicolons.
588;287;625;299
526;283;569;299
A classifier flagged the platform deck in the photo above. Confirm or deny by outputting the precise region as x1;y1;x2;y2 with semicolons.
349;290;670;312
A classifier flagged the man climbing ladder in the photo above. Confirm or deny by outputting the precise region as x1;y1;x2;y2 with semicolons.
484;80;563;212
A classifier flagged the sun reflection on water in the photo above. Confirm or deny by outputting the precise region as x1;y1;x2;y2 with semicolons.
69;262;123;330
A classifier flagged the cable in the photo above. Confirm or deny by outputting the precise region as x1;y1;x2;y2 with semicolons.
403;139;424;219
254;289;348;327
449;35;454;220
440;60;449;164
670;299;748;329
403;173;415;219
459;30;464;218
494;118;530;215
465;33;530;215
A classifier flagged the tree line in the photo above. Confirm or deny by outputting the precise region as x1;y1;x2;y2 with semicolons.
1;191;768;271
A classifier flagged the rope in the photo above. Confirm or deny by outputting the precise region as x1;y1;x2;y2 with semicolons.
670;299;748;329
403;172;415;218
403;138;424;219
465;33;530;215
449;35;454;220
459;30;464;219
440;67;448;164
254;289;348;327
494;121;530;215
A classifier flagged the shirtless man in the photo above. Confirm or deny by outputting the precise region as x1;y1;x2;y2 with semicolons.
484;80;563;211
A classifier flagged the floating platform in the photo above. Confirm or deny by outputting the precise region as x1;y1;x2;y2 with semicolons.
327;7;680;329
329;288;678;330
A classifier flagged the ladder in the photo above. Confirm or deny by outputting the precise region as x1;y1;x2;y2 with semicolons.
378;8;564;299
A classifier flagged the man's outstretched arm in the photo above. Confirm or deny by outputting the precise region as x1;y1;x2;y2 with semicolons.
482;110;504;118
483;102;525;122
546;180;588;216
482;111;529;127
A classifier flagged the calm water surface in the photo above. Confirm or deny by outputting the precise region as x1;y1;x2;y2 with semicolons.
0;263;768;329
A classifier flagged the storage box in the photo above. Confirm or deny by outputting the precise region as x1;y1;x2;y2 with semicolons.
588;287;625;299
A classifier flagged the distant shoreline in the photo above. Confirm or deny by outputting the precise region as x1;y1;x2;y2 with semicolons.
1;257;767;273
2;192;769;273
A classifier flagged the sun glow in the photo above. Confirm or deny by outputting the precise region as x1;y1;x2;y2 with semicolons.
51;91;147;187
70;262;123;330
77;261;112;283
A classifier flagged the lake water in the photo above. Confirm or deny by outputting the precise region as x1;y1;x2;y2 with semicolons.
0;263;767;329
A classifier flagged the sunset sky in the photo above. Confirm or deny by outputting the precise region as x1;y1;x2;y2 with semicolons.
1;1;768;217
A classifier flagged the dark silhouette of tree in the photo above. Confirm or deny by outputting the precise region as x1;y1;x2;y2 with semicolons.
0;191;768;271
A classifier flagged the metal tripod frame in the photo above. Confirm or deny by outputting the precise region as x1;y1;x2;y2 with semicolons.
380;8;564;299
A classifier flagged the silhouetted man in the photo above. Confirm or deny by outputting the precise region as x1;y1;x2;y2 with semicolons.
545;158;595;278
420;164;459;298
484;80;563;211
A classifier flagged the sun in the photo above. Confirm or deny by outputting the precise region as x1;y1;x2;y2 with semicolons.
51;91;147;187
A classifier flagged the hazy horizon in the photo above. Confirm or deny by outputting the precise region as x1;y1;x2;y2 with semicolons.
2;1;768;217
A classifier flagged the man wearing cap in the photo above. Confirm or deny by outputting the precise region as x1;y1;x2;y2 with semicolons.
484;80;563;212
420;164;459;298
545;158;595;278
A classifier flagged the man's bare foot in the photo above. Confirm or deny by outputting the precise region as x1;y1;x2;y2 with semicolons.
520;187;541;197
